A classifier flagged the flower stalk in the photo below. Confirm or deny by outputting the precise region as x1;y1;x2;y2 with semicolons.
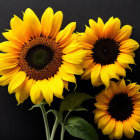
50;118;59;140
60;125;65;140
40;104;50;140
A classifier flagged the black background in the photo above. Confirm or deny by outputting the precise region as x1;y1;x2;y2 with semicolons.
0;0;140;140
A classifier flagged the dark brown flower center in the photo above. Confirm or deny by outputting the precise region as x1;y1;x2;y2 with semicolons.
18;37;63;80
25;45;54;70
92;39;120;65
108;93;134;121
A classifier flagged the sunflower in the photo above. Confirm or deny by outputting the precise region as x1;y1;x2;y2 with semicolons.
94;79;140;139
80;17;139;88
0;7;86;105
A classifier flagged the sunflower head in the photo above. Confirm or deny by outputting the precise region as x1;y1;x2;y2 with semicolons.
80;17;139;88
94;79;140;139
0;7;86;105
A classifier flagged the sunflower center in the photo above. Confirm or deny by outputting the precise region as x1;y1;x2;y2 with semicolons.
25;45;54;70
92;39;120;65
108;93;134;121
19;37;63;80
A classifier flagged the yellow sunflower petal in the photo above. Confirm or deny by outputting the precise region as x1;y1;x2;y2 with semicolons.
89;18;104;39
59;34;77;48
83;50;93;57
91;64;102;86
83;26;98;45
110;83;118;94
39;80;53;105
48;75;64;99
128;52;135;58
62;42;82;54
0;53;18;59
126;83;137;93
0;67;20;86
8;71;26;94
10;15;28;43
50;11;63;38
129;117;140;132
89;19;97;29
56;22;76;43
114;62;126;77
94;109;108;123
96;91;110;103
98;115;111;129
131;114;140;122
108;128;115;140
23;8;41;38
41;7;54;37
61;61;83;75
123;120;134;139
114;121;123;139
81;63;95;80
63;80;69;91
120;48;136;54
80;42;93;50
81;58;93;69
10;15;23;29
0;60;18;71
133;109;140;116
0;53;19;69
121;63;132;71
105;64;120;80
120;39;139;52
97;17;104;38
0;66;20;75
0;41;21;53
115;25;132;42
132;92;140;100
30;80;43;104
58;67;76;83
103;17;121;39
102;118;116;135
62;50;86;64
89;19;98;35
100;66;110;88
15;78;34;105
118;79;126;93
133;103;140;108
92;76;103;87
117;53;135;64
94;102;108;110
105;85;115;98
2;30;24;46
128;85;140;97
133;97;140;104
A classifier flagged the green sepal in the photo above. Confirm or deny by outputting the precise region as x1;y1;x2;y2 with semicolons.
73;107;88;112
29;100;46;110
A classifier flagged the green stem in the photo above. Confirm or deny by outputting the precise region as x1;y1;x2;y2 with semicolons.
64;111;72;123
40;104;50;140
60;111;71;140
60;125;65;140
50;119;59;140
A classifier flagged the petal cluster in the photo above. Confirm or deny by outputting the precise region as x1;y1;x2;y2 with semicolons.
94;79;140;139
0;7;86;105
80;17;139;88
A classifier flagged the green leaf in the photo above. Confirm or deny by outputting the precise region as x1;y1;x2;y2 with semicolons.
47;109;63;122
65;117;98;140
60;92;93;112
